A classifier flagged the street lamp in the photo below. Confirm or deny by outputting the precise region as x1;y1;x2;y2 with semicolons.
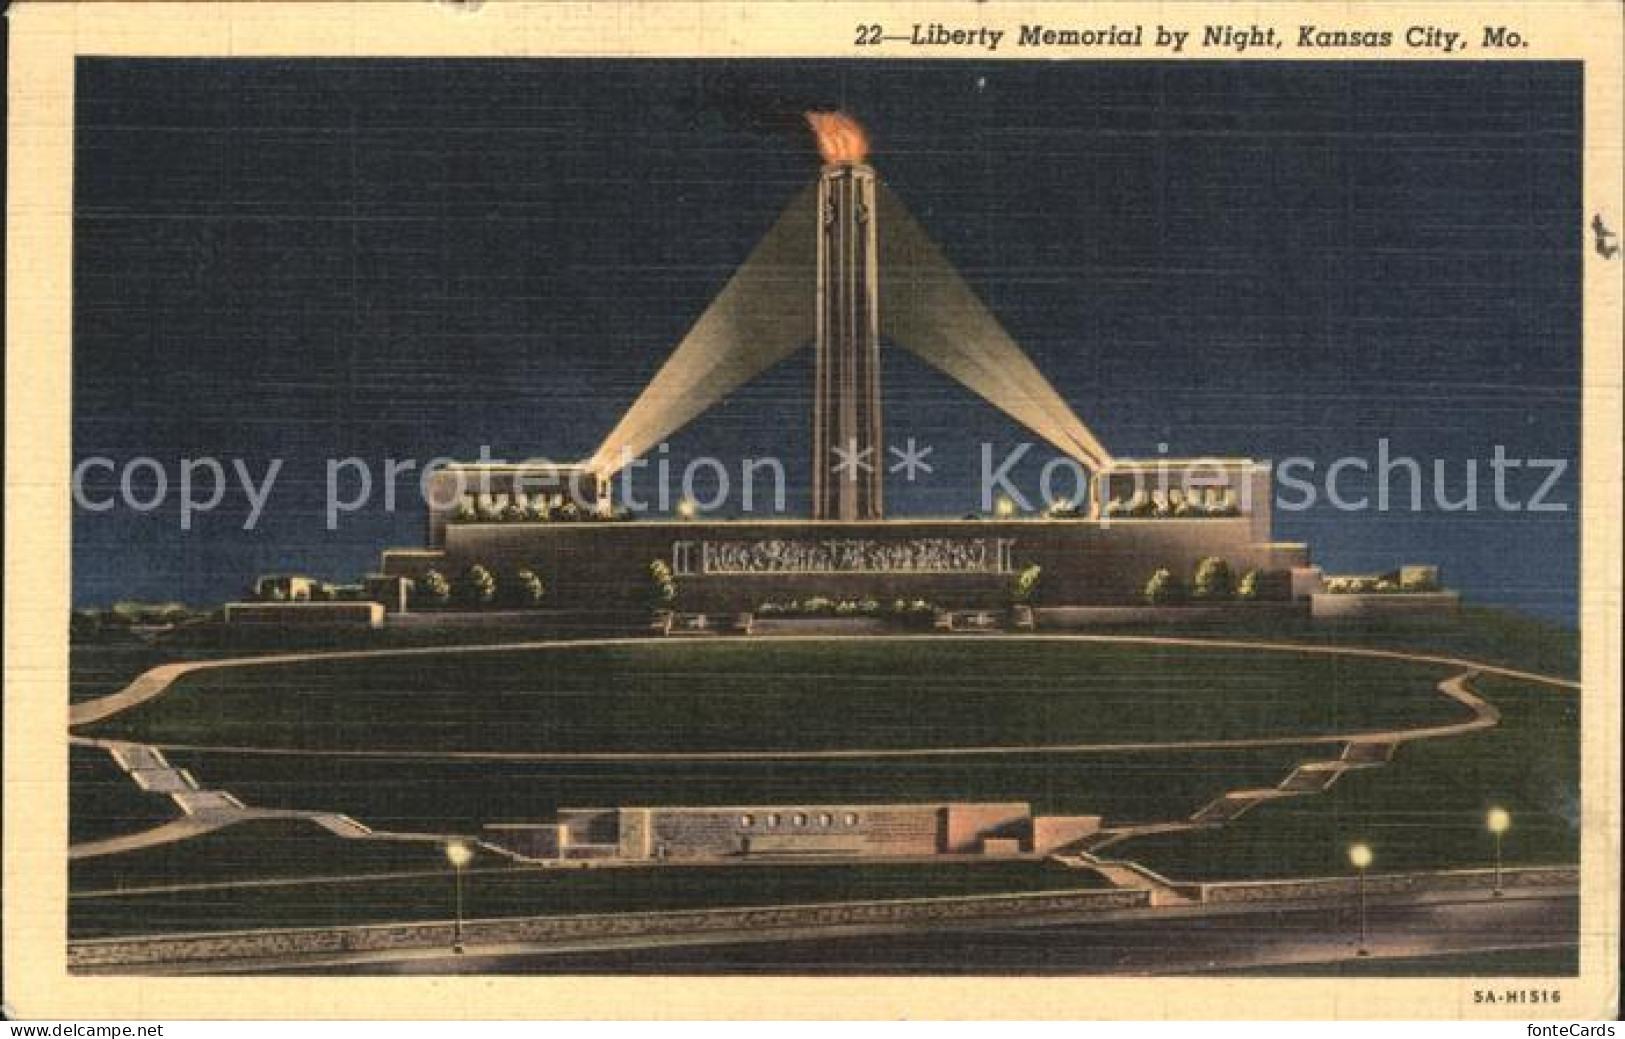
994;496;1016;519
1487;807;1512;896
445;840;473;954
676;497;698;521
1348;842;1373;957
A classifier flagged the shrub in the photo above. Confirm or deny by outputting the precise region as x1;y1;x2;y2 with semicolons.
502;501;528;522
648;560;677;606
1144;568;1186;606
1191;557;1236;601
461;564;497;607
510;568;546;608
1012;564;1042;604
1237;569;1261;601
416;569;451;608
451;501;476;523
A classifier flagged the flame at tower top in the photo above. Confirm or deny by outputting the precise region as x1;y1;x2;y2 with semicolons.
805;111;870;165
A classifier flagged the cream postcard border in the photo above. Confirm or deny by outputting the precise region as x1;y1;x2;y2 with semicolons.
5;0;1620;1020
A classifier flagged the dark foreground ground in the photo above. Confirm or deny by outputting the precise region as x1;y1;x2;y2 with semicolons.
278;891;1577;978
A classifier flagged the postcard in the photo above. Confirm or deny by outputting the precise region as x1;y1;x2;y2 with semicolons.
4;0;1620;1021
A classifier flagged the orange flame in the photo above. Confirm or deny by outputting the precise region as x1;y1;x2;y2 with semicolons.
805;111;869;165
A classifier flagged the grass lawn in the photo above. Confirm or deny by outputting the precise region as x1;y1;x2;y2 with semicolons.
69;745;180;845
70;642;183;703
1108;677;1579;880
69;819;492;891
78;639;1470;753
1143;606;1578;682
69;821;1105;939
162;744;1318;833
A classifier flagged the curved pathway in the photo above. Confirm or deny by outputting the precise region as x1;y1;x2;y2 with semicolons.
69;736;487;861
66;634;1576;862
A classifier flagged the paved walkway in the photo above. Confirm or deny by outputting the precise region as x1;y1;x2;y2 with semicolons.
67;632;1579;731
69;737;480;860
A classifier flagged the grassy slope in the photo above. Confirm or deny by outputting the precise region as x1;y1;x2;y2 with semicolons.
79;640;1469;752
69;819;1104;938
162;745;1318;833
69;745;180;845
67;610;1580;939
1109;677;1579;881
1125;606;1579;681
70;818;490;890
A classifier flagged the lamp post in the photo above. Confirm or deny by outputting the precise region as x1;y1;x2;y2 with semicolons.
1487;807;1511;896
994;496;1016;519
1348;843;1373;957
676;497;698;521
445;840;473;954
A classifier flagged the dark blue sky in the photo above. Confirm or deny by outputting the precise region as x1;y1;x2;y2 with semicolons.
73;59;1581;623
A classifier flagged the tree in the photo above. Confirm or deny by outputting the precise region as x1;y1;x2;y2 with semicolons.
461;564;497;607
1237;569;1261;601
1012;564;1043;604
1192;557;1236;601
416;569;451;608
510;568;546;608
648;560;677;606
1144;568;1186;606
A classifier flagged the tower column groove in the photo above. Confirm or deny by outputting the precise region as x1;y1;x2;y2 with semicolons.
813;162;884;521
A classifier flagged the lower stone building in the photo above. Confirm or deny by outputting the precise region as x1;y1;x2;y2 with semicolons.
483;802;1100;863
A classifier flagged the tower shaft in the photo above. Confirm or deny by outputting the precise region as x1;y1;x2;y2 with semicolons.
812;163;884;520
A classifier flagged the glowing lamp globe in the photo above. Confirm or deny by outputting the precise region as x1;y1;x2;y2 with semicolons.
1487;808;1512;835
445;841;473;868
1348;843;1373;870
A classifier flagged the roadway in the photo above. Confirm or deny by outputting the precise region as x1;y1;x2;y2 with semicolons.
183;888;1576;977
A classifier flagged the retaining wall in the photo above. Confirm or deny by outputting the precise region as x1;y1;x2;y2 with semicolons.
68;887;1151;970
1194;866;1578;905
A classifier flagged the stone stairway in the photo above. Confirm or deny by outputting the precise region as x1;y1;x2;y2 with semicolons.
1070;851;1196;906
75;737;508;860
1072;737;1403;858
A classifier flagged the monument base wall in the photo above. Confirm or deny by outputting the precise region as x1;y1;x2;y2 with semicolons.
381;518;1309;611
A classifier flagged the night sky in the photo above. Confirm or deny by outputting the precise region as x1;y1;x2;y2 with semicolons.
73;60;1581;623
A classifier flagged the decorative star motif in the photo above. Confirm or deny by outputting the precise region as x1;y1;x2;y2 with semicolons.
831;439;875;478
888;438;934;481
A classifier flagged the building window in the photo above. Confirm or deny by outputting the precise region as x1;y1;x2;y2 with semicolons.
843;813;858;827
740;814;754;827
767;814;781;827
793;813;807;827
818;813;833;827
